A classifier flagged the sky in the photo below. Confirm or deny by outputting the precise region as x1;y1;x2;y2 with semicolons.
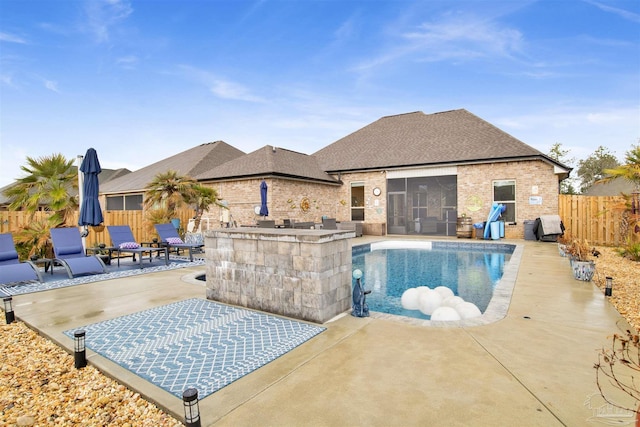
1;0;639;188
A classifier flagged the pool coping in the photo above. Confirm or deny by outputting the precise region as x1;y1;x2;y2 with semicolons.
359;240;524;328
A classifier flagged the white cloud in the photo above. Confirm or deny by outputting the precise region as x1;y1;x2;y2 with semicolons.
116;55;138;69
353;12;523;72
585;0;640;23
178;65;265;103
0;32;27;44
83;0;133;43
44;80;59;92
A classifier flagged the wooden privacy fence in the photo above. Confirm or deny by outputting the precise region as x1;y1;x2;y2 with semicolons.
1;196;636;248
558;194;635;246
0;208;195;248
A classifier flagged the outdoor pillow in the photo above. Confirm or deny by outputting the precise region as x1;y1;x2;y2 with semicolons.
0;251;18;262
119;242;140;249
166;237;184;245
56;246;83;256
184;233;204;246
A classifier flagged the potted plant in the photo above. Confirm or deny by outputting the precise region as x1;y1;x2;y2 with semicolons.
594;329;640;425
557;235;569;257
565;238;596;281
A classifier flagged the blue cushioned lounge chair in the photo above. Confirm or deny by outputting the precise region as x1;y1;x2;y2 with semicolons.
154;223;203;262
50;227;107;278
107;225;168;268
0;233;43;286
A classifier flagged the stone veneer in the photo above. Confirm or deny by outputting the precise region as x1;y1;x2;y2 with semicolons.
204;228;355;323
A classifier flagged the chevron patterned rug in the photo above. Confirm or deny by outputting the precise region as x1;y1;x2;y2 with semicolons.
64;298;325;399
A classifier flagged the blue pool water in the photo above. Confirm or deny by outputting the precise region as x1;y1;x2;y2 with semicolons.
352;241;515;321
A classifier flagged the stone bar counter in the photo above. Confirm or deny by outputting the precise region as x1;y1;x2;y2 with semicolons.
204;227;355;323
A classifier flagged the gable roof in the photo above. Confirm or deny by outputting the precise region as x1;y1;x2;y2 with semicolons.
195;145;340;184
583;178;637;196
100;141;245;194
313;109;569;173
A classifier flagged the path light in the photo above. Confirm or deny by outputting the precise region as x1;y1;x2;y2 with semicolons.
3;297;15;324
74;330;87;369
605;277;613;297
183;388;201;427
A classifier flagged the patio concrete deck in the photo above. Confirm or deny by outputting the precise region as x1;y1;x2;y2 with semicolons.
9;237;636;426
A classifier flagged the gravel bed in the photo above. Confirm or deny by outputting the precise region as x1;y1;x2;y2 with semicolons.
0;322;182;426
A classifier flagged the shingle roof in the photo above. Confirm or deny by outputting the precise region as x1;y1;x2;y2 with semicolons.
195;145;340;184
100;141;245;193
313;109;565;172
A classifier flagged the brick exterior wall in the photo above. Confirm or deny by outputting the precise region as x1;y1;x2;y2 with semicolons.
457;160;560;239
200;160;559;239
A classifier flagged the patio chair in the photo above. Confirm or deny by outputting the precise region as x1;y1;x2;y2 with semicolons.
322;218;337;230
50;227;107;278
107;225;169;268
0;233;43;286
154;223;204;262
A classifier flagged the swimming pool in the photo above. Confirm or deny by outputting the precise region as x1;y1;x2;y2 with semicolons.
352;240;520;325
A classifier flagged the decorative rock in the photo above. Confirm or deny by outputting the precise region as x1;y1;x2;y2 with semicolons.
16;415;35;426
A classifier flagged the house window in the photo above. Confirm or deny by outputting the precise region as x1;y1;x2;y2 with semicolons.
351;182;364;221
493;180;515;223
106;194;143;211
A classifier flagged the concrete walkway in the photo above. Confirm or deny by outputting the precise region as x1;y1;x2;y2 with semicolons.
10;238;636;426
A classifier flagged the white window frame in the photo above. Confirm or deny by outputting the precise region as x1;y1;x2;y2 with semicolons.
492;180;516;223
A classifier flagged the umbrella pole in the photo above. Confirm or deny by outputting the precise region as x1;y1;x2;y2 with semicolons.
77;155;87;251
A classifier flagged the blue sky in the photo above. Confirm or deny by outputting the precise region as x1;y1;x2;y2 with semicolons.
1;0;639;187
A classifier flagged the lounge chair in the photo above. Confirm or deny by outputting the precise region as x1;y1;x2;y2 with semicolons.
107;225;169;268
50;227;107;278
0;233;43;286
154;223;203;262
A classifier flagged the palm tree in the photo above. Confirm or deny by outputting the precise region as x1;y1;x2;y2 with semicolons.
143;170;197;219
600;145;640;190
191;184;223;232
3;153;78;227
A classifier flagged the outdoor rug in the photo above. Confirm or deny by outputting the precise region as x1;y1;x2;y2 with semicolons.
0;256;205;297
63;298;326;399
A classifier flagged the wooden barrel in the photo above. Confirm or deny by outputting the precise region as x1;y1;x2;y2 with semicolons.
456;216;473;238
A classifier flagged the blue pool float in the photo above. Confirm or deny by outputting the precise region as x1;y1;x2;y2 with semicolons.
483;203;505;239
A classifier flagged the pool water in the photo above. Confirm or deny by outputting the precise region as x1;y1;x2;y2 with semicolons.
352;241;515;321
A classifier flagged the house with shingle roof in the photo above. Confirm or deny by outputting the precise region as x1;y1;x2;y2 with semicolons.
99;141;245;210
97;109;571;238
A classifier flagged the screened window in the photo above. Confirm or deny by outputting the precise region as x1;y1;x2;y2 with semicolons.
493;180;516;223
106;194;143;211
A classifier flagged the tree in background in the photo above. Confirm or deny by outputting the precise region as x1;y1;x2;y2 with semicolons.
143;170;197;219
548;142;577;194
599;144;640;190
576;146;620;193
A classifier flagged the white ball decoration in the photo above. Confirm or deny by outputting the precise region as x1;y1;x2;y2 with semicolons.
434;286;454;299
401;288;420;310
442;296;464;308
455;302;482;319
431;306;462;321
418;289;443;315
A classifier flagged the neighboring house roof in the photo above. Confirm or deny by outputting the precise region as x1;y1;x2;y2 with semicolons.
195;145;340;184
583;178;637;196
100;141;245;194
313;109;570;174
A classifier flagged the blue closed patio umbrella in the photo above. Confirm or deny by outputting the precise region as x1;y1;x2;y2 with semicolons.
78;148;104;235
259;180;269;217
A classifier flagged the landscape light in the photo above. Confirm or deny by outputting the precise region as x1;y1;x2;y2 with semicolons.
182;388;201;427
74;330;87;369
